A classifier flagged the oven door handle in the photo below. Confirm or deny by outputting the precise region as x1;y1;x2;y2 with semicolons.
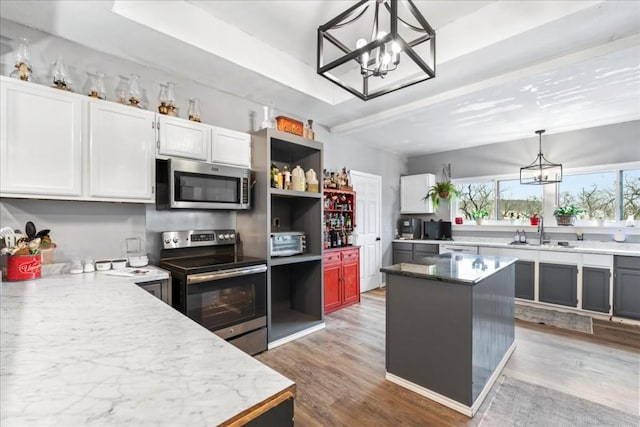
186;264;267;285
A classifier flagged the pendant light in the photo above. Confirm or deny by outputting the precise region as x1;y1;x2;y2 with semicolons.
520;130;563;185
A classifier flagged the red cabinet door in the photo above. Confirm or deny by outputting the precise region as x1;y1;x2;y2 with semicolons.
342;260;360;306
324;262;342;314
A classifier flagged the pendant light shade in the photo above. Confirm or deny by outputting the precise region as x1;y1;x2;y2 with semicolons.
317;0;435;101
520;130;562;185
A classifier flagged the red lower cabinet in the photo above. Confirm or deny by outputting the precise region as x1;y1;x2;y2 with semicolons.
324;247;360;314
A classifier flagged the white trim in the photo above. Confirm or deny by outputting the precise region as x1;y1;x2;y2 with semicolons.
267;323;326;350
385;342;516;418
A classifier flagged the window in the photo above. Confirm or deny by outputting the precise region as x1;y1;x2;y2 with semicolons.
498;179;543;220
622;169;640;219
455;181;495;220
559;171;616;220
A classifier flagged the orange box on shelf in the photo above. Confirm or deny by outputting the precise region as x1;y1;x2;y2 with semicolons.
275;116;303;136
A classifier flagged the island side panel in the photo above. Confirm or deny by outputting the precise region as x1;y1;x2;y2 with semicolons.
386;275;473;406
471;264;515;403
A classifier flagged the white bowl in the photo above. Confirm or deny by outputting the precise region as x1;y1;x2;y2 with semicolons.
95;260;111;271
128;256;148;267
111;259;127;270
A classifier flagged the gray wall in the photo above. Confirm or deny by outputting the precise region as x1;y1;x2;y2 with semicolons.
0;19;407;267
408;121;640;178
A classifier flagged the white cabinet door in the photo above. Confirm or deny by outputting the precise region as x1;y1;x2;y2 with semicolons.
211;127;251;168
157;115;209;160
400;174;435;214
89;101;156;201
0;78;83;197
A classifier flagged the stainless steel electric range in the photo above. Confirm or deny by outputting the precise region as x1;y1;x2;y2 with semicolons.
159;229;267;355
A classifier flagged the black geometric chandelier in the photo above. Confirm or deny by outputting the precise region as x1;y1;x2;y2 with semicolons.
520;130;563;185
317;0;435;101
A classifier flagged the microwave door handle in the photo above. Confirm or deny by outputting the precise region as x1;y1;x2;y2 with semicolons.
187;265;267;285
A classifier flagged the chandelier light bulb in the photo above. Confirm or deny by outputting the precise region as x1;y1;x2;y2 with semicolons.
377;31;387;40
356;38;367;49
391;41;402;53
382;52;391;66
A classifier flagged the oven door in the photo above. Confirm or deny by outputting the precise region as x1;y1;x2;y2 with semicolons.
185;265;267;333
169;158;250;210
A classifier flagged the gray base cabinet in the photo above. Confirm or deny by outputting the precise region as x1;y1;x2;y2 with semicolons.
539;263;577;307
137;279;172;305
514;261;534;300
614;256;640;320
392;242;438;264
582;267;610;313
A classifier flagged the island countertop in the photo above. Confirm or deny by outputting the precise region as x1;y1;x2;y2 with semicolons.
381;253;517;285
0;272;294;427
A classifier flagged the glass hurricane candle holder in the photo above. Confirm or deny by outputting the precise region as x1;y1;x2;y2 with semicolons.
165;82;176;116
188;98;201;122
128;74;141;107
158;84;168;114
52;56;69;90
115;75;129;104
10;37;33;82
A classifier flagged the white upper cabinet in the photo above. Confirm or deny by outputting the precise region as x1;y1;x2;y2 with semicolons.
88;101;156;202
400;174;435;214
211;126;251;168
157;115;209;161
0;78;83;197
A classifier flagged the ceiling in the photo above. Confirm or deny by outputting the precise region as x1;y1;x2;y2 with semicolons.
1;0;639;156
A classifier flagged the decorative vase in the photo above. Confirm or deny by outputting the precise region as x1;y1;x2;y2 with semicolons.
555;215;576;226
530;217;539;226
475;218;483;225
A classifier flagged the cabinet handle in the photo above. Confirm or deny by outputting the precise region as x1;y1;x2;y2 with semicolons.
157;120;160;130
152;121;155;129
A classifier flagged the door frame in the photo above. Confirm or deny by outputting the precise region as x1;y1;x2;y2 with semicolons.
350;170;382;292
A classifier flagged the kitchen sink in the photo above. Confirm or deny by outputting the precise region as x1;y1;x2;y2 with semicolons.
509;241;529;245
527;242;576;248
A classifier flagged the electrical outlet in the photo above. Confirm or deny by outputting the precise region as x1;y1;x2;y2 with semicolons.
273;217;280;228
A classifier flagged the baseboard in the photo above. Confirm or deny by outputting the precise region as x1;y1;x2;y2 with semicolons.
267;323;326;350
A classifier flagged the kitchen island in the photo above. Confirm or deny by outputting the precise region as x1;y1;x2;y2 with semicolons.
381;253;517;417
0;271;294;426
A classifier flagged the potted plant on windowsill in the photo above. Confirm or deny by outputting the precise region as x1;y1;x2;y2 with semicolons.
472;210;488;225
553;205;584;226
425;181;459;211
529;212;540;226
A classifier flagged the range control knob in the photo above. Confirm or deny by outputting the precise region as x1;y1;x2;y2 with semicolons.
224;234;231;239
172;237;179;243
218;234;225;240
164;238;171;244
229;233;236;239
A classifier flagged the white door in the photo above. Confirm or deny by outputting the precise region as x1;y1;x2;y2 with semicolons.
88;101;156;202
0;77;83;197
158;115;209;161
351;171;382;292
211;126;251;168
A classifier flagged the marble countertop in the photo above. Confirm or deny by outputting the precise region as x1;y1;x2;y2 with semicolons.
392;237;640;257
381;253;517;285
0;272;294;427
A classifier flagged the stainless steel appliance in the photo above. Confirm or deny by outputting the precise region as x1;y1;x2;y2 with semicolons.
156;158;251;210
270;232;306;257
423;220;453;240
158;229;267;355
399;218;421;239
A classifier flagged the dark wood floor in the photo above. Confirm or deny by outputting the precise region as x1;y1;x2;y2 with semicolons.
256;288;640;426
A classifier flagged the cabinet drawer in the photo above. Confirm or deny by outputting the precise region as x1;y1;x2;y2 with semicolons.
342;248;360;262
615;256;640;270
582;254;612;268
539;251;579;264
413;243;438;254
393;242;413;251
324;252;341;265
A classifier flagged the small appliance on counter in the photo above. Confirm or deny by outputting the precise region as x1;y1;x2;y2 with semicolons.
423;220;453;240
125;237;148;267
270;232;306;256
399;218;421;240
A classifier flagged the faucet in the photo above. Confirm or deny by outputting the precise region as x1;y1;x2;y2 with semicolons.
538;216;549;245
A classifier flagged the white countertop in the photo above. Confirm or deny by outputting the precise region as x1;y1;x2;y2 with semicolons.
0;271;294;426
393;237;640;257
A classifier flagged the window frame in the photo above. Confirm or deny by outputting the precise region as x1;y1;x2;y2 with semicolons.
450;161;640;227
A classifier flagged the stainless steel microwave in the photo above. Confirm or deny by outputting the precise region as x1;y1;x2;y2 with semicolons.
156;158;251;210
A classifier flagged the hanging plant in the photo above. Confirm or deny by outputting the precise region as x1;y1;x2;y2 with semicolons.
425;181;459;211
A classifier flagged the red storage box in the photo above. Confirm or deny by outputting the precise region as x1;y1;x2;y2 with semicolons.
2;254;42;281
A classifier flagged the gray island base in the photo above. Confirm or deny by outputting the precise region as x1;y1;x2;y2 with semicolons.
381;253;517;417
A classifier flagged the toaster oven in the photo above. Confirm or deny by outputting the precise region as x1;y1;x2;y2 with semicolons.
270;232;306;257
